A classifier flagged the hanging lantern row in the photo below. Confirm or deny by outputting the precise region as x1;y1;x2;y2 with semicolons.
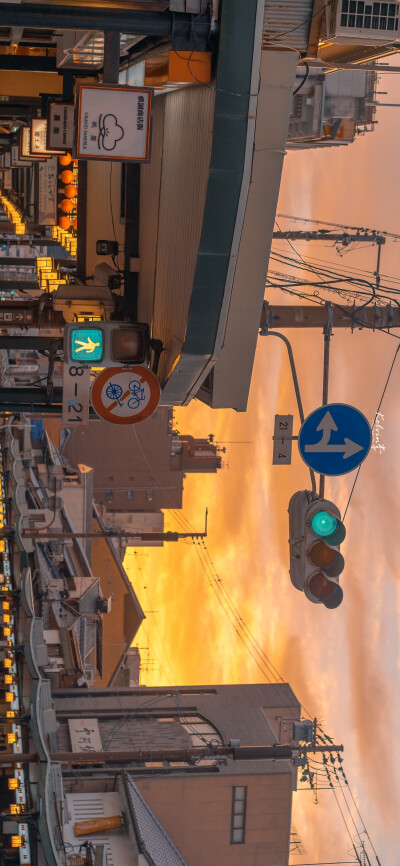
57;152;78;232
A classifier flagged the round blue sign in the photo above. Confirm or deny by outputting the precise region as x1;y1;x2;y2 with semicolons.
298;403;372;476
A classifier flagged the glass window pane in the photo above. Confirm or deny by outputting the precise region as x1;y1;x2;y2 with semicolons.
234;800;245;815
232;829;244;844
233;815;244;829
234;786;246;800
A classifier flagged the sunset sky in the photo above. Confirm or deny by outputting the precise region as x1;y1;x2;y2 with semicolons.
125;64;400;864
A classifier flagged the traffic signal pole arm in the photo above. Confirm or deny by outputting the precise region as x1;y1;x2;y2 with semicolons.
259;327;317;497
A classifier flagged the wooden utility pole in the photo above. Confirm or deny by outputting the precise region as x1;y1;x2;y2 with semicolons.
260;301;400;331
272;229;386;246
21;529;207;542
0;742;343;766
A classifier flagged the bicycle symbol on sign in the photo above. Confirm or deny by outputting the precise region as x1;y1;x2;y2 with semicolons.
105;378;146;411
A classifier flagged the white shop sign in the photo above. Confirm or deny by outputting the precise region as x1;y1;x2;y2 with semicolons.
47;102;74;150
76;84;152;162
31;117;64;156
20;126;45;162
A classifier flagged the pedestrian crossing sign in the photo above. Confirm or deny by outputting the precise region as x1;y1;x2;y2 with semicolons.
70;327;104;363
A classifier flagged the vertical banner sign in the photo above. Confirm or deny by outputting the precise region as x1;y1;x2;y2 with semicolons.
38;157;58;225
76;84;152;161
4;152;10;168
47;102;74;151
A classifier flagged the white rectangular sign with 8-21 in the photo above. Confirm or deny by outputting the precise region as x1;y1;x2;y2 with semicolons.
62;363;90;427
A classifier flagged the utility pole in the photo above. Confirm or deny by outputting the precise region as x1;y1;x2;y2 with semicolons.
260;301;400;331
21;528;207;542
0;741;343;766
272;229;386;247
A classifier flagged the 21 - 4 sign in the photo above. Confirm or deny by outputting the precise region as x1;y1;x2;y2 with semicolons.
62;363;90;426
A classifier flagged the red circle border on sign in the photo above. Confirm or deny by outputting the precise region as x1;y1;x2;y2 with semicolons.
91;365;161;425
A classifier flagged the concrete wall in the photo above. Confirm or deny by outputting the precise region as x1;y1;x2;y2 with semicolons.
136;772;293;866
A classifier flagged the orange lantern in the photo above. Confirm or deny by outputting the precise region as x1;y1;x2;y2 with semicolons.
64;184;77;199
59;153;72;166
60;199;74;214
72;217;78;230
59;216;71;229
60;169;74;184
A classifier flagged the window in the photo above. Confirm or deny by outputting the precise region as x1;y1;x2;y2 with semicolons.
126;490;134;500
231;786;247;844
179;716;222;748
340;0;398;28
179;715;222;767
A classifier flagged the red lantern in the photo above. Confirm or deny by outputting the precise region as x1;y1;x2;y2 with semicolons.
59;153;72;166
60;199;74;214
59;216;72;229
64;184;77;199
60;170;74;184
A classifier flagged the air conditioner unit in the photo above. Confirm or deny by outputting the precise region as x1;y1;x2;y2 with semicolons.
325;0;399;44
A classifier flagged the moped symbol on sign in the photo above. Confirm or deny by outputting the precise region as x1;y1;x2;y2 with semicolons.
298;403;372;476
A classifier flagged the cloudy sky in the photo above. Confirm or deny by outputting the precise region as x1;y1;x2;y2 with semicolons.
125;64;400;864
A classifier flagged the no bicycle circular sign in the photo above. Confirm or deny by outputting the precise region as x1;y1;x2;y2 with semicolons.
91;365;161;425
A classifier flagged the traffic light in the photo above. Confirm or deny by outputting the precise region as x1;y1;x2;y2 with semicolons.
288;490;346;609
64;322;150;368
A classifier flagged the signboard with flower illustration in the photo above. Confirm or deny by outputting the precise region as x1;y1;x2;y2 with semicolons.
75;84;152;162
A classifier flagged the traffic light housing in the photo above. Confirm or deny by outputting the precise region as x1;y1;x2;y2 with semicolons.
64;322;150;368
288;490;346;609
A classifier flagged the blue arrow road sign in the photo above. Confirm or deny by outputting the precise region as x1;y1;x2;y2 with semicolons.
298;403;372;476
70;327;104;364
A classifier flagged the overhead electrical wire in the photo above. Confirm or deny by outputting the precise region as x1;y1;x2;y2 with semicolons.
128;418;382;864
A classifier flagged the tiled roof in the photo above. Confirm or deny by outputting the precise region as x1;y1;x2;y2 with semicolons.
124;775;189;866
